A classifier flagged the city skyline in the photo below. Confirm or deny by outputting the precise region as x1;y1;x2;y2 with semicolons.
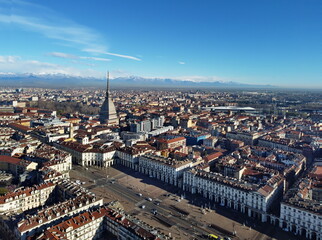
0;87;320;240
0;0;321;88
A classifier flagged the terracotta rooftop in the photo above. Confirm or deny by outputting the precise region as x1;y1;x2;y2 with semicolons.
158;136;186;144
38;205;163;240
0;182;55;204
203;152;223;162
0;155;22;165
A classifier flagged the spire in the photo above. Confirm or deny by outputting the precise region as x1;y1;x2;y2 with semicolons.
99;70;119;125
106;71;110;98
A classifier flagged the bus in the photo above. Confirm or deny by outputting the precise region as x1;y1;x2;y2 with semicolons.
208;234;223;240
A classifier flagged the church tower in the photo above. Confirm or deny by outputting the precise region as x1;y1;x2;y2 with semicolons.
99;72;119;125
69;122;74;139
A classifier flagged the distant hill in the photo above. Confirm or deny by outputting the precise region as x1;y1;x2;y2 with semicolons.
0;73;275;89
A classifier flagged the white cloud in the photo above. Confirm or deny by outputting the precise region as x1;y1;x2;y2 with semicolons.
103;52;141;61
48;52;77;59
178;61;185;65
0;56;20;63
0;56;231;83
0;14;106;52
80;56;110;62
0;55;103;78
83;49;141;61
48;52;111;62
0;55;228;82
0;1;141;61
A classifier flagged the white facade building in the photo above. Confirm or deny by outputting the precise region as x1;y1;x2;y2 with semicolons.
226;131;262;145
139;154;192;187
117;146;154;170
280;202;322;240
43;155;72;173
0;182;56;214
148;126;174;137
183;169;284;222
37;205;167;240
15;195;103;240
57;141;116;167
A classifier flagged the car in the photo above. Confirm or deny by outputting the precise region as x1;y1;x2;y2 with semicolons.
151;209;157;215
146;197;152;201
154;202;160;206
140;205;145;209
224;237;231;240
137;193;142;197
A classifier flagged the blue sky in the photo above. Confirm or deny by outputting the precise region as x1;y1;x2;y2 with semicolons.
0;0;321;87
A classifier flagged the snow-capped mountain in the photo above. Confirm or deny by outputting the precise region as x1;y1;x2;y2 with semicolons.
0;73;275;88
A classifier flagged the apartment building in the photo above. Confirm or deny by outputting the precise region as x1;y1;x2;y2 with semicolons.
157;136;186;150
279;166;322;240
0;182;55;213
57;141;116;167
258;135;302;153
226;131;262;145
0;155;37;176
183;169;284;222
36;205;167;240
280;201;321;240
117;144;155;170
40;167;65;183
15;194;103;240
139;154;192;187
43;157;72;174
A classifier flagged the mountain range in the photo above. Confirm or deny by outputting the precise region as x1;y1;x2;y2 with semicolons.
0;73;275;89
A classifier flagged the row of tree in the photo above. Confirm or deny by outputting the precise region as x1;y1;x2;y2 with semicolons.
31;101;100;116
